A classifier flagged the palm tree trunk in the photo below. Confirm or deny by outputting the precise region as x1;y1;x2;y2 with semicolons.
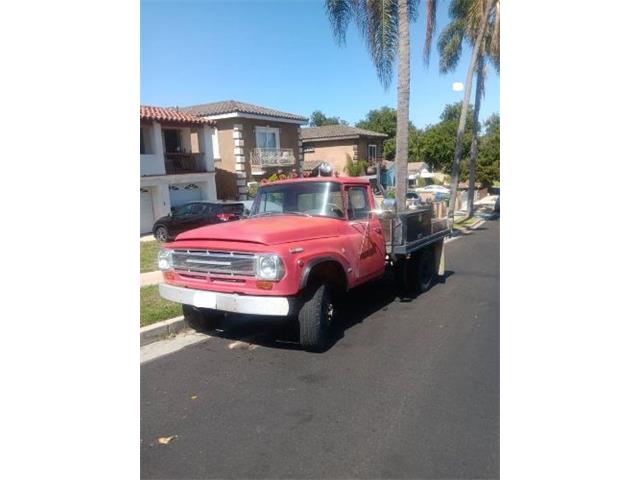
466;54;485;219
447;0;493;218
395;0;410;212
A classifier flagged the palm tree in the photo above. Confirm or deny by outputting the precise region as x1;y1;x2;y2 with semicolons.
325;0;419;211
438;0;499;218
434;0;498;218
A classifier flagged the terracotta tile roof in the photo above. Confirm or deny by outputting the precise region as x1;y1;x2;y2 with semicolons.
300;125;388;141
181;100;308;122
140;105;215;126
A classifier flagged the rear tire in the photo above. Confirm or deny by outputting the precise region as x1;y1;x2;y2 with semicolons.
182;304;224;332
298;284;334;352
411;248;435;293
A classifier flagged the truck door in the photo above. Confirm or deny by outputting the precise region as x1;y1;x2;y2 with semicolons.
345;185;386;282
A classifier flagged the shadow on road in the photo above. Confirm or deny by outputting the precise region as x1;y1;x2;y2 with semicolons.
196;269;455;353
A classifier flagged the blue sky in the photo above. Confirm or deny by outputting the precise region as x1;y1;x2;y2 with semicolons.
141;0;499;128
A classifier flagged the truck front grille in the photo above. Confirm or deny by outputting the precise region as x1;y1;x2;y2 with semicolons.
172;249;256;277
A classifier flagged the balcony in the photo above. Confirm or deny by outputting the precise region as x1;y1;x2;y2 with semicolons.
250;148;296;174
164;152;207;174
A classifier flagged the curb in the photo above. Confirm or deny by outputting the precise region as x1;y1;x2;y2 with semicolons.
447;217;486;242
140;316;187;346
453;216;485;232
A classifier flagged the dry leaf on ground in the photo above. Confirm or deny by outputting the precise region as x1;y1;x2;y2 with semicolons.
157;435;176;445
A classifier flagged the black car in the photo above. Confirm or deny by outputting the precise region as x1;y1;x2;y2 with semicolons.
153;201;245;242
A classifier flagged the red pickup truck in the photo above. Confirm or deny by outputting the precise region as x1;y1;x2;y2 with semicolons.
158;177;450;351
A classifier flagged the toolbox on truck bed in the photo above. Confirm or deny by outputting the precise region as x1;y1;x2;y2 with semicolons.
379;204;451;255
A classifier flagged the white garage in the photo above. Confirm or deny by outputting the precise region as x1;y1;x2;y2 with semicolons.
140;188;155;234
169;183;202;208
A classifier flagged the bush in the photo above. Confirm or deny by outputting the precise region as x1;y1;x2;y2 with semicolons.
343;154;368;176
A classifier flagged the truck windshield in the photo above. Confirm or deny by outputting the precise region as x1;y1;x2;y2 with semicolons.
252;181;345;219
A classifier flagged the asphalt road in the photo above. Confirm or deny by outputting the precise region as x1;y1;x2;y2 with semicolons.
141;219;500;479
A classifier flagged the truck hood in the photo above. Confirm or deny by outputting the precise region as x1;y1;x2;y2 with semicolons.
175;215;340;245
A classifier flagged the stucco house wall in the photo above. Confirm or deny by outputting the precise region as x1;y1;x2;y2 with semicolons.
303;140;358;174
302;135;386;174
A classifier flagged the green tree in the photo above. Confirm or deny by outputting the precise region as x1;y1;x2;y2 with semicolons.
356;106;398;137
326;0;420;211
438;0;500;217
356;106;416;160
476;113;499;186
309;110;348;127
410;102;474;172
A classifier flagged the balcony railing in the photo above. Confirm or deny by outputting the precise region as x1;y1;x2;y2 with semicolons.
250;148;296;171
164;152;207;174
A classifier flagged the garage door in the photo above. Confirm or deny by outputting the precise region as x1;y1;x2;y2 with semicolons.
140;189;154;234
169;183;202;208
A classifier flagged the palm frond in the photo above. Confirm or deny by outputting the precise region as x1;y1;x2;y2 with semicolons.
422;0;438;66
325;0;356;45
360;0;399;89
407;0;420;22
437;18;465;73
488;0;500;69
439;0;499;73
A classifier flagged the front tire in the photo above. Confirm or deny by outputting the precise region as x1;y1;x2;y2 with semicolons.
154;225;169;242
298;284;334;352
182;304;224;332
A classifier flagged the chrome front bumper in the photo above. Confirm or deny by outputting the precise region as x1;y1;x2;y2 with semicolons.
158;283;290;316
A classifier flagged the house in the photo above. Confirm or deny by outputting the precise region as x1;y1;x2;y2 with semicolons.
182;100;308;200
300;125;387;175
140;106;218;234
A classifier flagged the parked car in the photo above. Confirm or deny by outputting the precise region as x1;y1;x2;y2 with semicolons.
153;201;245;242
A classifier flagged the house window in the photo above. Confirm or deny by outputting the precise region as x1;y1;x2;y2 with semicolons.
163;129;182;153
368;144;377;161
255;127;280;150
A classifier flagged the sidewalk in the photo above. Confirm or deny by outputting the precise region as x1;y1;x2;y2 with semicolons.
141;270;163;287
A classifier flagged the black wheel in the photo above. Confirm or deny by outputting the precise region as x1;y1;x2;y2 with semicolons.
154;225;169;242
298;284;334;352
411;248;435;293
182;304;224;332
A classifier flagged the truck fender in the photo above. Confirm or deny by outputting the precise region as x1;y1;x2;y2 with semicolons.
299;256;349;291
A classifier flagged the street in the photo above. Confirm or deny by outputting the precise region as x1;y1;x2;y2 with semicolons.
141;219;500;479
